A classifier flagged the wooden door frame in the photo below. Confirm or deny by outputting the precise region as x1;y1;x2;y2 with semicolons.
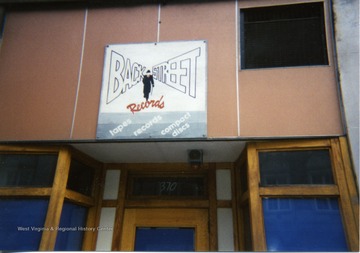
120;208;209;251
106;163;234;251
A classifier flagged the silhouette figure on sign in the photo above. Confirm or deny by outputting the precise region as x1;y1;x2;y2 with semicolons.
143;70;154;101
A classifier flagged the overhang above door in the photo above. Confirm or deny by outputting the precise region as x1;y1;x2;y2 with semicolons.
71;140;246;163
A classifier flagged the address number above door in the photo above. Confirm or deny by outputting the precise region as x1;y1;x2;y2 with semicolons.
127;172;208;199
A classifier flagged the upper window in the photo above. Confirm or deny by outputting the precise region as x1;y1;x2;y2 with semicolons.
259;149;334;185
0;154;58;187
241;2;329;69
67;159;95;196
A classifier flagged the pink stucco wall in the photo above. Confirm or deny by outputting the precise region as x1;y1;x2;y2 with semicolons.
0;1;344;140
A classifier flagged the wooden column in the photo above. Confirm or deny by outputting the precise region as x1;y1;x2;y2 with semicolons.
247;143;266;251
39;147;71;250
230;163;240;251
208;164;218;251
331;139;359;251
339;137;359;231
82;163;106;250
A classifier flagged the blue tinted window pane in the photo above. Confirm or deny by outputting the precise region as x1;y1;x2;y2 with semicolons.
135;227;195;251
54;202;88;251
0;199;49;250
263;198;348;251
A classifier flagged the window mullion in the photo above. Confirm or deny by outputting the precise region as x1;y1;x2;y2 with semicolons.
64;189;95;207
0;187;52;197
259;185;339;197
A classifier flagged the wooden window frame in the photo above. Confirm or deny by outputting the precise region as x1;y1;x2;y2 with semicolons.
236;138;359;251
0;145;103;251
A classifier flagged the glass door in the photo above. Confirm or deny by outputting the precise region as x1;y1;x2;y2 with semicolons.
135;227;195;251
120;208;209;251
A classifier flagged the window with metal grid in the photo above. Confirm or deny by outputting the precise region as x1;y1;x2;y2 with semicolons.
241;2;329;69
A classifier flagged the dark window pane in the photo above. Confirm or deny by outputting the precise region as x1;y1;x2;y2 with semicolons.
241;2;328;69
55;202;88;251
0;199;49;250
132;176;206;197
259;150;334;185
240;162;248;193
263;198;348;251
0;154;57;187
242;203;252;251
67;160;94;196
135;227;195;251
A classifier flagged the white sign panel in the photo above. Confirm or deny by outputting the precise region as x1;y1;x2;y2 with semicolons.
97;40;207;139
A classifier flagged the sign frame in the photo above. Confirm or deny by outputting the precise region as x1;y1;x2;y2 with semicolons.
96;40;208;140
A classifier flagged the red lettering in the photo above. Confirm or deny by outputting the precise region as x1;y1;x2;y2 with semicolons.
126;96;165;114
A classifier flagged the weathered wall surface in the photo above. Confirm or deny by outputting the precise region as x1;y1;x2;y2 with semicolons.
332;0;359;179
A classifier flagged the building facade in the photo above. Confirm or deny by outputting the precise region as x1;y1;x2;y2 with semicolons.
0;0;358;251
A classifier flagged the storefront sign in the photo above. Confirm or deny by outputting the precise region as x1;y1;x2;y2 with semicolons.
97;41;207;139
